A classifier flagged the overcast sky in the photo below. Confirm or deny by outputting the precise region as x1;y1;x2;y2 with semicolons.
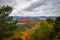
0;0;60;16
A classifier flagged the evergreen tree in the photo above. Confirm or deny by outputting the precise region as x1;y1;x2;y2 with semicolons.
50;16;60;40
0;5;17;40
46;18;54;24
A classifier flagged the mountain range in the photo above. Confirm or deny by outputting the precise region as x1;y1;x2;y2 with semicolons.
13;16;57;19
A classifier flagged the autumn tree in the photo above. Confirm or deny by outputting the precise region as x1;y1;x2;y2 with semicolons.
31;20;53;40
0;5;17;40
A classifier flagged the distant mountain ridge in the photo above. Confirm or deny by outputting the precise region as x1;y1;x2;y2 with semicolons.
13;16;57;19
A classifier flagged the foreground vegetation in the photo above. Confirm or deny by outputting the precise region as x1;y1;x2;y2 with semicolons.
0;6;60;40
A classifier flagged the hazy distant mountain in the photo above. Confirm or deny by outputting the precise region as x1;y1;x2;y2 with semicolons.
13;16;57;19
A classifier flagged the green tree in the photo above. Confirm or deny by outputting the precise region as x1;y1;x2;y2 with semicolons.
46;18;54;24
0;5;17;39
31;20;52;40
50;16;60;39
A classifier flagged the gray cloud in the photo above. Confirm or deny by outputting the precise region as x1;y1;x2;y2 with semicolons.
0;0;60;16
22;0;60;16
24;0;46;11
0;0;16;8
